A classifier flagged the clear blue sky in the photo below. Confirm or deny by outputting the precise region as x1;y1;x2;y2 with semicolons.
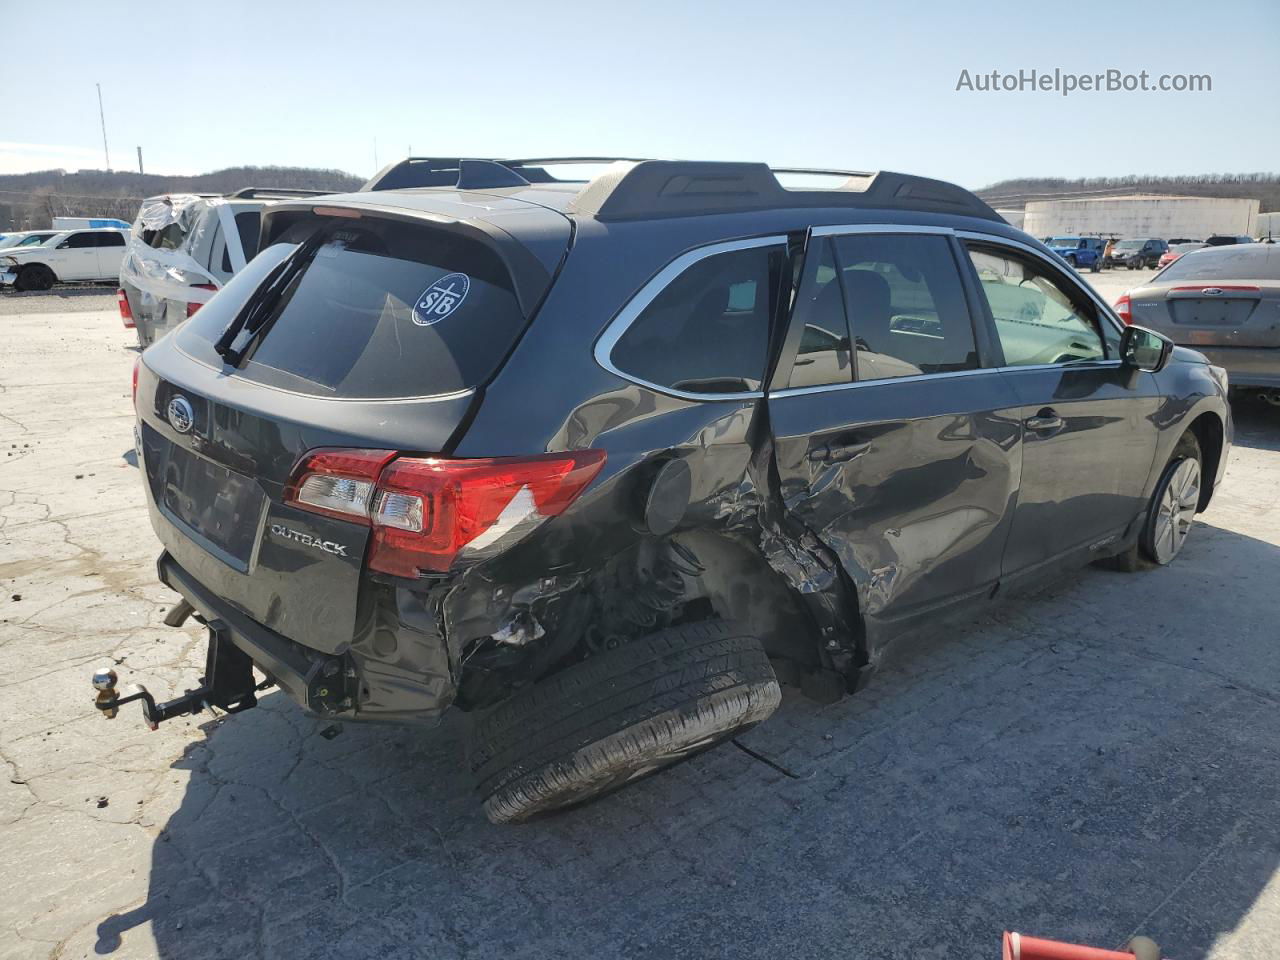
4;0;1277;188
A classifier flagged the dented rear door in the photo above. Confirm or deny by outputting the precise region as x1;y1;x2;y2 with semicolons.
766;229;1022;650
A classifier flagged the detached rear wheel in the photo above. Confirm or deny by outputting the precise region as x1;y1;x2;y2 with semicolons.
470;620;781;824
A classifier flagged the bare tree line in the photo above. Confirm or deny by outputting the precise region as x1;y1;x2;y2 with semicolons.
979;173;1280;211
0;165;365;230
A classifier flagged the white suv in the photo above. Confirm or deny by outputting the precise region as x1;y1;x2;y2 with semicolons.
0;227;130;291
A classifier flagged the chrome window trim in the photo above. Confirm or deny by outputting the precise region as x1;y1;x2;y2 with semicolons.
770;365;993;398
769;359;1125;399
810;223;956;238
955;229;1128;339
593;234;788;402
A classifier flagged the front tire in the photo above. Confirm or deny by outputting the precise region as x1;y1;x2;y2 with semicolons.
15;264;55;292
1101;433;1202;572
1142;433;1202;564
470;620;782;824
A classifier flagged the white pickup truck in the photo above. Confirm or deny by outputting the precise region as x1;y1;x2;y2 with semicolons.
0;227;130;291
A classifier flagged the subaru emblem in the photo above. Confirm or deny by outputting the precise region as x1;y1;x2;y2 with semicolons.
167;396;195;434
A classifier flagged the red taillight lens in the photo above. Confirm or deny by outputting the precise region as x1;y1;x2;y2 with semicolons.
186;283;218;318
1114;293;1133;325
284;449;397;523
117;288;134;328
132;357;140;409
285;449;606;577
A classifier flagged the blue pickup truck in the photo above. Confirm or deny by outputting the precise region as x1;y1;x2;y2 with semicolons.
1046;236;1105;272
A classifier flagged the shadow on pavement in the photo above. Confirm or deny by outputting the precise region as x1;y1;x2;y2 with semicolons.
1231;398;1280;452
98;521;1280;960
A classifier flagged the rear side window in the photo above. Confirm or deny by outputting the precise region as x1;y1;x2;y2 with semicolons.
832;234;978;381
610;243;785;393
222;211;262;272
179;216;526;398
94;232;126;247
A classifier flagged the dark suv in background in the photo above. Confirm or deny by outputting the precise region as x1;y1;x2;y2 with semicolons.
98;157;1231;823
1107;237;1168;269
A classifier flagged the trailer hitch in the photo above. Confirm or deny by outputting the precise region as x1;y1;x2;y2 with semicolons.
92;620;267;730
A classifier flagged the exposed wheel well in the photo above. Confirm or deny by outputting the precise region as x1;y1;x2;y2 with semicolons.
672;531;824;670
1186;412;1224;511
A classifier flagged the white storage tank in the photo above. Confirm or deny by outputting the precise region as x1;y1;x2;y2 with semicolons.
1022;195;1259;240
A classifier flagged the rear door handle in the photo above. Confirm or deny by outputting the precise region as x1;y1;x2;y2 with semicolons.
808;439;871;463
1024;409;1064;432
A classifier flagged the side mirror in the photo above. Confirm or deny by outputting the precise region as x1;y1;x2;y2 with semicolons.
57;241;71;249
1120;324;1172;373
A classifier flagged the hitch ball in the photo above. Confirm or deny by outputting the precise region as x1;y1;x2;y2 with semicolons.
92;664;120;719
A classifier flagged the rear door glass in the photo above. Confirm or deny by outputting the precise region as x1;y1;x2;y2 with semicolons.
787;238;852;388
832;234;978;381
178;217;526;398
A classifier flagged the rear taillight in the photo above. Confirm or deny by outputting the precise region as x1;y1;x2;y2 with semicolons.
117;288;134;328
285;449;606;577
1114;293;1133;325
186;283;218;318
132;357;140;409
284;449;397;523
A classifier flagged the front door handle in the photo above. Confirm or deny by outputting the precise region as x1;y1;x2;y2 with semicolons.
808;439;871;464
1024;409;1064;433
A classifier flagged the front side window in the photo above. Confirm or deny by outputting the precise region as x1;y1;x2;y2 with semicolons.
966;246;1106;366
62;233;96;249
832;234;978;381
610;243;785;394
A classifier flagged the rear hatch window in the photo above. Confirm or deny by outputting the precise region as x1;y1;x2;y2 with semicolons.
177;215;527;399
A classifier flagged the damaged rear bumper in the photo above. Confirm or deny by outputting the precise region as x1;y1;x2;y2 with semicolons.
158;552;361;717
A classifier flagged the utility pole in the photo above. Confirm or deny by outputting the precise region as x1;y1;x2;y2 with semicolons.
96;82;110;171
137;146;144;175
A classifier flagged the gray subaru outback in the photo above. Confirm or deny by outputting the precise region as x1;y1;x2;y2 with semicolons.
95;157;1231;823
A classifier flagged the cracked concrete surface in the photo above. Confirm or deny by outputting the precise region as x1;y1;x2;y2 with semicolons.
1;282;1278;960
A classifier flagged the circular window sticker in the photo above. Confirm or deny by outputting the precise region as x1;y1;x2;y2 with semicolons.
412;273;470;326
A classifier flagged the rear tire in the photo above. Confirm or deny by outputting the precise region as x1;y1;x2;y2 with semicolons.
470;620;782;824
15;264;55;292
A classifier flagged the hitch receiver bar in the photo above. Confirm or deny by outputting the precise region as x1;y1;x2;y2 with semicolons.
92;620;263;731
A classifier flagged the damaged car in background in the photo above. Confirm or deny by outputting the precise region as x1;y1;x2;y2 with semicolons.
118;187;329;346
93;157;1231;823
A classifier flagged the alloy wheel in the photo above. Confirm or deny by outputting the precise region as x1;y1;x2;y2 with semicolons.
1151;457;1200;564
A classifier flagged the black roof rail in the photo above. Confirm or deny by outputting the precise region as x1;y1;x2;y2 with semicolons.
225;187;334;200
567;161;1003;223
360;156;1002;223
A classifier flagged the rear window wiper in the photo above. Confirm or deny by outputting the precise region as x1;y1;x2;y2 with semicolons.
214;230;328;366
